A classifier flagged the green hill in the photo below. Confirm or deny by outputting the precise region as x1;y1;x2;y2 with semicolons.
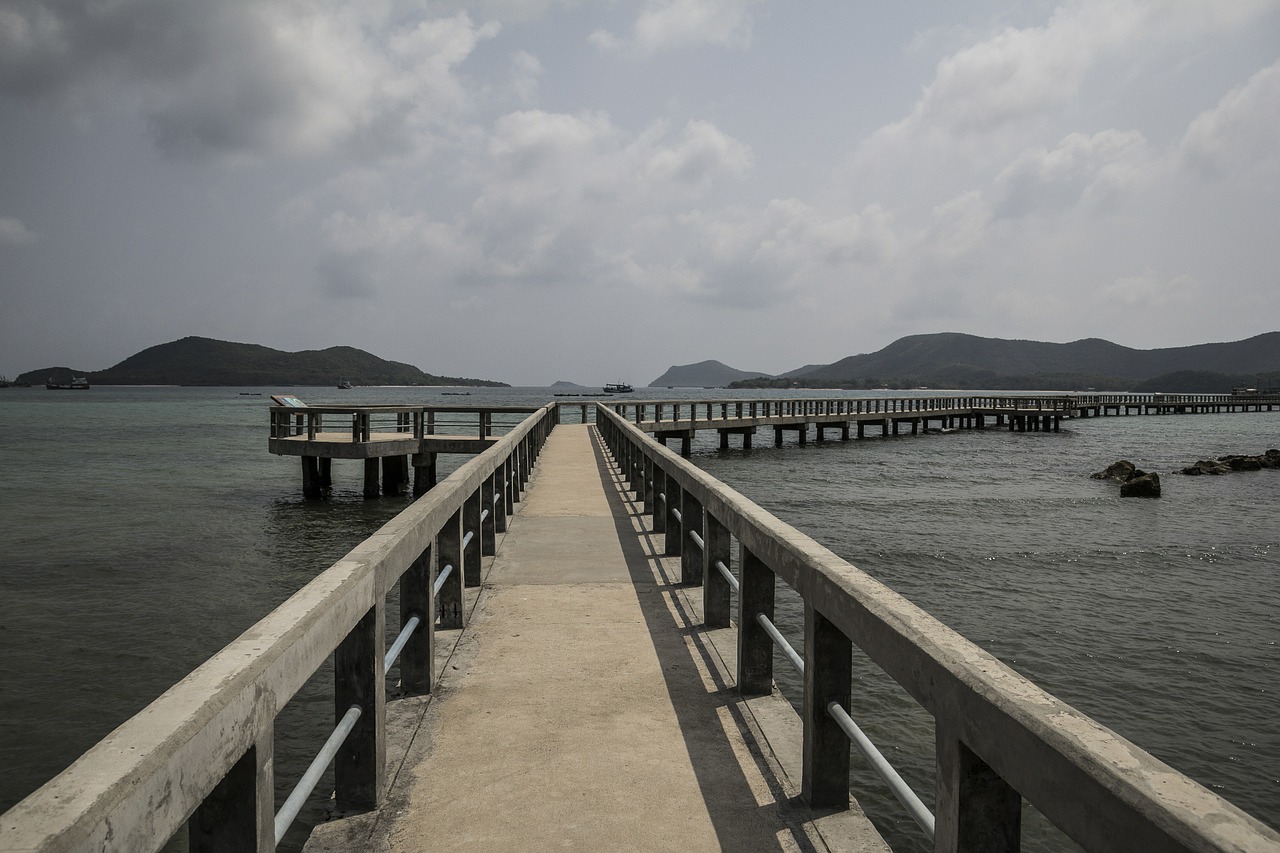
650;360;772;387
18;337;507;387
730;332;1280;392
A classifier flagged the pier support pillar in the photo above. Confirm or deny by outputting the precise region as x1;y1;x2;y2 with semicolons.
803;605;852;809
774;426;784;448
412;452;437;496
481;479;496;556
934;721;1021;853
363;459;380;498
302;456;325;500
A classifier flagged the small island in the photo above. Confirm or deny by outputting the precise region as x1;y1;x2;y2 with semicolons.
16;336;508;388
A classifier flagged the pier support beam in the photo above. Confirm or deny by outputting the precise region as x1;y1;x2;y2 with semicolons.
412;452;437;496
363;459;380;498
399;545;433;694
189;737;273;853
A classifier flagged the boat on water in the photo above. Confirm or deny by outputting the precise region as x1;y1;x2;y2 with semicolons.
602;383;634;394
46;377;90;390
337;380;353;389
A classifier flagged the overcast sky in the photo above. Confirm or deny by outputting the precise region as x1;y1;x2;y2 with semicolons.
2;1;1278;385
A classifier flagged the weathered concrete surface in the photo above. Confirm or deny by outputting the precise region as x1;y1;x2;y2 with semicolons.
306;423;887;852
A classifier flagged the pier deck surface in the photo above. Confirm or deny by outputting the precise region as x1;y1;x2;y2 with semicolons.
307;423;885;852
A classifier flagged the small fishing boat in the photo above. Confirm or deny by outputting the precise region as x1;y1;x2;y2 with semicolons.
602;383;633;394
337;380;353;389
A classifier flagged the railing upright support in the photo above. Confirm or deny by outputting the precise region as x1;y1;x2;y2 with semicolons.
802;604;852;809
400;545;433;694
438;509;464;629
463;488;483;585
652;464;667;535
737;546;775;695
334;600;386;812
189;738;274;853
703;513;731;629
481;479;497;556
934;721;1021;853
681;492;703;584
665;472;683;557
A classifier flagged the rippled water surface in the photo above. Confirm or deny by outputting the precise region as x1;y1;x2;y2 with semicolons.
1;386;1276;850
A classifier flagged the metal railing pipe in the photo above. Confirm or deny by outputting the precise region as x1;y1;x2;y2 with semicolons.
756;612;805;675
827;701;936;840
714;559;739;593
433;563;454;596
384;615;421;676
274;704;363;845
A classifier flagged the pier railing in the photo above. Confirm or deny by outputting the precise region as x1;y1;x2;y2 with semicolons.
595;404;1280;852
269;404;543;442
0;404;556;852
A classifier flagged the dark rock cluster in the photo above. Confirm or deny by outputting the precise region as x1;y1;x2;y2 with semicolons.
1090;459;1162;497
1178;449;1280;475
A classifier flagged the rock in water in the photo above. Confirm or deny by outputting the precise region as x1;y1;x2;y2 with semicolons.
1091;460;1139;481
1120;472;1161;497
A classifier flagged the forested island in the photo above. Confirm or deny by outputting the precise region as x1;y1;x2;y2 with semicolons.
651;332;1280;392
17;337;507;387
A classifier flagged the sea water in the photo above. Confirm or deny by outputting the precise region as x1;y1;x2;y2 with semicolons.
0;386;1275;851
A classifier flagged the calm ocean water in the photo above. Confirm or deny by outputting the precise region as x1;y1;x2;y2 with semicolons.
0;385;1276;850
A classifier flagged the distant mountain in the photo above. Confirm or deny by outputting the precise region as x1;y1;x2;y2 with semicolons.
651;360;772;387
729;332;1280;392
550;380;587;388
17;337;508;387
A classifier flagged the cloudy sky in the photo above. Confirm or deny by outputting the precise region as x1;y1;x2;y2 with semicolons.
2;1;1277;385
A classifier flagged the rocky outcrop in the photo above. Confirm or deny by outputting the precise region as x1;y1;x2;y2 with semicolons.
1120;472;1162;497
1091;460;1143;481
1091;459;1160;497
1178;449;1280;475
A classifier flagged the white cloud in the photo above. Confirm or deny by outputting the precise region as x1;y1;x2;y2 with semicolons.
0;3;500;162
1180;59;1280;183
993;129;1153;218
510;50;543;103
0;216;37;245
590;0;755;56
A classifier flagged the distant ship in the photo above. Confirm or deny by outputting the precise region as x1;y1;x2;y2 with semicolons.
46;377;90;390
337;380;353;389
602;383;634;394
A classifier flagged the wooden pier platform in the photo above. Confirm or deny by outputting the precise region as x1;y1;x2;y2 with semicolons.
303;424;887;852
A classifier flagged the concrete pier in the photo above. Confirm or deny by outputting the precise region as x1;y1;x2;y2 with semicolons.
304;424;886;852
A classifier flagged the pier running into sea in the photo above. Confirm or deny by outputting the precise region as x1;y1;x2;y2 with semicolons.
4;393;1280;852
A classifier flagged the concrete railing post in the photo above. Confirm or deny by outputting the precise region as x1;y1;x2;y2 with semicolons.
681;491;703;584
737;546;775;696
664;472;683;557
491;468;508;534
641;454;653;515
480;478;496;556
802;604;852;809
400;544;433;694
934;720;1021;853
652;464;667;535
189;737;274;853
702;513;731;629
334;600;386;812
438;509;464;629
463;488;483;586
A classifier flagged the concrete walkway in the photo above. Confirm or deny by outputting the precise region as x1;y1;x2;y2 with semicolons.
306;423;887;852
